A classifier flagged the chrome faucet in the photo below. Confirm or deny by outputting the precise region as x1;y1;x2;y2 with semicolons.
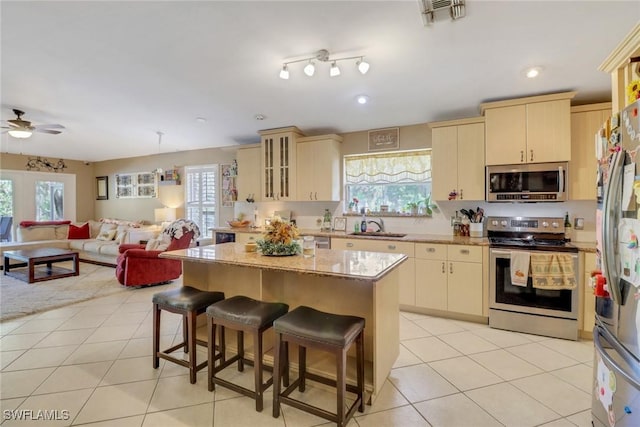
367;219;385;232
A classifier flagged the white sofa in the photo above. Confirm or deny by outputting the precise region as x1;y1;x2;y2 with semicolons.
0;220;162;267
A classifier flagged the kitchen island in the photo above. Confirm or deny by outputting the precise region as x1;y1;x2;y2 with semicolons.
160;242;407;400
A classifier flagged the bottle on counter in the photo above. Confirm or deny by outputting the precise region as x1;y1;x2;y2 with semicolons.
564;211;572;241
453;211;461;236
360;212;367;232
322;208;332;231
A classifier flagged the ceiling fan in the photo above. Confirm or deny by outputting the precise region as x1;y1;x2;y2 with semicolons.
1;109;65;139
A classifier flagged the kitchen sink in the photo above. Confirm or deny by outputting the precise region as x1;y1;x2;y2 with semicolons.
349;232;407;238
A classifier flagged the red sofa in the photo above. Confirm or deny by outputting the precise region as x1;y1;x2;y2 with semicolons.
115;231;194;287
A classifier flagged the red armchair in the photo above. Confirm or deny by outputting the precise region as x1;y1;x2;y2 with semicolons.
115;220;200;287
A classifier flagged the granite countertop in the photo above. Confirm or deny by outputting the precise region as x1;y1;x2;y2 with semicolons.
211;227;490;246
211;227;598;251
161;242;408;281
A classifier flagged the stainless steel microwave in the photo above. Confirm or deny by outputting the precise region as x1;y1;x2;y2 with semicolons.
486;162;568;202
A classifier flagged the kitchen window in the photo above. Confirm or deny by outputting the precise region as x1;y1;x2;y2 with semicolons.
344;149;431;214
185;165;217;238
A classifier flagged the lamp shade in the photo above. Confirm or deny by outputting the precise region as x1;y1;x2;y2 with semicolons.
154;207;177;223
8;129;33;139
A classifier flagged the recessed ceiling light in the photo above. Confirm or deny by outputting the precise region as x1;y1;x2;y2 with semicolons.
356;95;369;105
255;114;266;121
525;67;542;78
195;117;207;123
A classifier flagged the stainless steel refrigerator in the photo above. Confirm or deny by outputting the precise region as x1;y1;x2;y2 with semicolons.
594;100;640;427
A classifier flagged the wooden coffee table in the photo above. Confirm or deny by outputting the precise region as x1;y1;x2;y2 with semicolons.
3;248;79;284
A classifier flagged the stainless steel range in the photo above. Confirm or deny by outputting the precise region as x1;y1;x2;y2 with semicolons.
488;216;580;340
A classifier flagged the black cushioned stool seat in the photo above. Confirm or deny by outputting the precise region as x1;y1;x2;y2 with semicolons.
272;305;365;427
206;295;289;412
152;286;225;384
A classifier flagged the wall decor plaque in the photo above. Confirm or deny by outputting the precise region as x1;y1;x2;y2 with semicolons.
368;127;399;151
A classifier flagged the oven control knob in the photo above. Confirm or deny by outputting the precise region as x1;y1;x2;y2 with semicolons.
491;220;498;226
542;221;549;228
500;220;507;227
551;222;560;228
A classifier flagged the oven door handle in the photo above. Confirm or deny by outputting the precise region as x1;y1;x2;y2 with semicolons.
490;249;513;257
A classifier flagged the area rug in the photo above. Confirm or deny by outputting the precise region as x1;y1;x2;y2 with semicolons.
0;262;129;321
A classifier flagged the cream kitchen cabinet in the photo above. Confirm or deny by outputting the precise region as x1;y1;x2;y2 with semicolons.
430;118;485;201
296;134;342;201
331;238;416;306
236;145;262;202
570;103;611;200
482;92;575;165
259;127;304;201
415;243;483;316
582;251;597;335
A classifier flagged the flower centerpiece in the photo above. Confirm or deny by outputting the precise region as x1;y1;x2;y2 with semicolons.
348;197;359;213
256;216;301;256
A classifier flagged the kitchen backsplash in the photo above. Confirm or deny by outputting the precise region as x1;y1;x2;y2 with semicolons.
233;200;597;242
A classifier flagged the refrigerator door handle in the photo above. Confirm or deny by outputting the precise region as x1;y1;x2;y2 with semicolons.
558;165;564;193
602;149;624;304
594;326;640;390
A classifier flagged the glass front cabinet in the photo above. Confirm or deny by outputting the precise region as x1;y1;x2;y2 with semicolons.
259;127;303;201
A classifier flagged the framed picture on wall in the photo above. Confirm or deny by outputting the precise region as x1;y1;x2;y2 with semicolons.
368;127;399;151
96;176;108;200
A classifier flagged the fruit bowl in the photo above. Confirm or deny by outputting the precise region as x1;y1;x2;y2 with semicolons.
227;220;251;228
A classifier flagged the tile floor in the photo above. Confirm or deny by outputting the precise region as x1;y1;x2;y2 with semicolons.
0;282;595;426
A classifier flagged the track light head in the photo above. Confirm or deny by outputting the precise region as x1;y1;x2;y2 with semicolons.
279;64;289;80
357;58;370;74
329;61;341;77
303;61;315;77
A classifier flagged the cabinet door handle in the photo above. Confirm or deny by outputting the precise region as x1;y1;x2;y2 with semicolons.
314;192;318;200
427;248;436;253
460;249;470;255
441;262;445;273
449;263;453;274
388;245;396;250
530;150;534;162
309;192;313;200
249;236;255;241
520;150;524;162
346;243;354;248
459;189;463;199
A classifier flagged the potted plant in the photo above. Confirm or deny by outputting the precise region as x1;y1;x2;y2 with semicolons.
422;194;437;216
405;201;420;215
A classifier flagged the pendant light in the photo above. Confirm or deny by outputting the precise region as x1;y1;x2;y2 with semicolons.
329;61;341;77
279;49;369;79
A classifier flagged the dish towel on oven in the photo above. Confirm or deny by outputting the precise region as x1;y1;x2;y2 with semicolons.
530;254;577;290
510;251;530;287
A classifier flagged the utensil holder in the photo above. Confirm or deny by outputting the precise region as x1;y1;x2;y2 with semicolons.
469;222;483;238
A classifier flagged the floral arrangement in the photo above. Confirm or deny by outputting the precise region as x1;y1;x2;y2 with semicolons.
627;80;640;106
256;216;301;255
348;197;359;211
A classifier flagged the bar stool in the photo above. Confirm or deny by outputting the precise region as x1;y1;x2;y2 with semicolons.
272;306;365;427
206;295;289;411
152;286;225;384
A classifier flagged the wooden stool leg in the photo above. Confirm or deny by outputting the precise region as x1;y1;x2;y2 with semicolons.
357;332;365;412
337;348;347;427
237;330;244;372
208;316;217;392
254;330;263;412
153;303;160;369
183;314;189;353
283;341;289;387
188;311;197;384
272;332;282;418
298;345;306;392
220;325;226;363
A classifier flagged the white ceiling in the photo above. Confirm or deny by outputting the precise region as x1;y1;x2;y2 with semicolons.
1;1;638;162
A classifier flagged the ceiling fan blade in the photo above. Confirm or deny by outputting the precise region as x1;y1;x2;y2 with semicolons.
8;119;31;127
5;121;21;128
33;123;65;130
35;129;62;135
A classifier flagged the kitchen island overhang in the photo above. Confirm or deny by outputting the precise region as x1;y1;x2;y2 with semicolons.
160;243;407;400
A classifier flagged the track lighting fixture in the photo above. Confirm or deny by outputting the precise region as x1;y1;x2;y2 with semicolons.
279;49;370;79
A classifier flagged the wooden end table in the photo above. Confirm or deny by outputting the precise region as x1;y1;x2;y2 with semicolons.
3;248;80;284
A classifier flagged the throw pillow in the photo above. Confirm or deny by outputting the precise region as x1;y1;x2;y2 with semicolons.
96;229;117;241
145;238;160;251
68;223;90;239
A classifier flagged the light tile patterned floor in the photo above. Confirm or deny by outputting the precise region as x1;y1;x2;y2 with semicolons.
0;283;595;426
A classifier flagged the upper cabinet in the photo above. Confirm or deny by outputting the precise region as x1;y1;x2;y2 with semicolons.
259;127;304;201
570;103;611;200
236;145;262;202
599;23;640;113
481;92;575;165
430;117;485;201
296;134;342;201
